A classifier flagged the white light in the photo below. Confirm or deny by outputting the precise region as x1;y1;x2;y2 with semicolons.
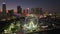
44;15;47;17
49;13;52;15
10;23;14;28
41;26;48;28
4;30;7;33
39;15;43;18
13;33;16;34
3;2;6;4
16;23;20;26
27;8;29;10
30;14;34;17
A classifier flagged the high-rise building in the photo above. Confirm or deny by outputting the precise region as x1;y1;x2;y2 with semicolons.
23;9;27;16
17;6;22;14
26;8;30;14
31;8;35;14
34;8;43;15
35;8;40;14
8;9;14;16
2;2;6;14
39;8;43;14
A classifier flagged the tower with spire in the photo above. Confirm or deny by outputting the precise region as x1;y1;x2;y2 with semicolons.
2;0;6;14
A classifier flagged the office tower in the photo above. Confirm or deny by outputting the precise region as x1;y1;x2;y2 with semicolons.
35;8;40;14
23;9;27;16
8;9;14;16
26;8;30;14
2;2;6;14
31;8;35;14
26;9;28;14
17;6;22;14
39;8;43;14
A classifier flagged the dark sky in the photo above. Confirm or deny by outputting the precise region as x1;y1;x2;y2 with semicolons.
0;0;60;12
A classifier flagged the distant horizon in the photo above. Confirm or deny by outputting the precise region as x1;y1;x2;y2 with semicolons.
0;0;60;12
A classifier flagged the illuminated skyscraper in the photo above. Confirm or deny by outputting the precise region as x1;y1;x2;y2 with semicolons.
17;6;22;14
2;2;6;14
26;8;30;14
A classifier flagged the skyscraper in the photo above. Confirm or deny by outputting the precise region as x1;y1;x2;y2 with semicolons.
17;6;22;14
34;8;43;15
35;8;40;14
31;8;35;14
39;8;43;14
2;2;6;14
8;9;14;16
23;9;27;16
26;8;30;14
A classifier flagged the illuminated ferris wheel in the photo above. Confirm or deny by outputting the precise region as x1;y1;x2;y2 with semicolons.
23;14;40;33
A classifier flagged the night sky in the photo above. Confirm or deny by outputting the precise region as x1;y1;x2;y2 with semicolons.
0;0;60;12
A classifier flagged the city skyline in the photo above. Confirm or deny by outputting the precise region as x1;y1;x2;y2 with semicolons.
0;0;60;12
